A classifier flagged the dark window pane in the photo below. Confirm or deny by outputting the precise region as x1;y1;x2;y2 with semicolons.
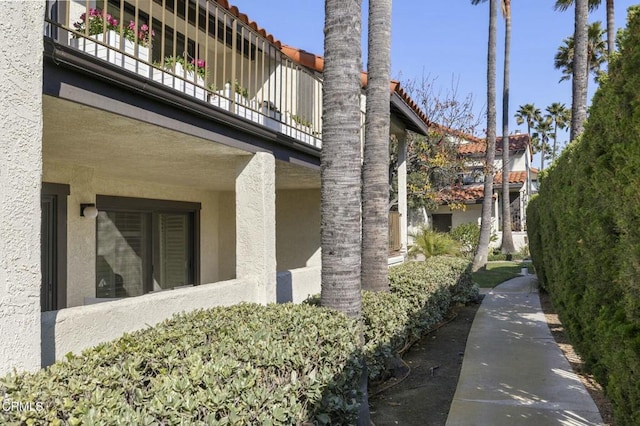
96;211;150;297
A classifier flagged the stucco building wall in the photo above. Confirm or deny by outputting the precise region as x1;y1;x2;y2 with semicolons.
0;1;46;375
43;162;226;307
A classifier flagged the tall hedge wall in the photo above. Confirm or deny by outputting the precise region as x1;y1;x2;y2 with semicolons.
527;7;640;424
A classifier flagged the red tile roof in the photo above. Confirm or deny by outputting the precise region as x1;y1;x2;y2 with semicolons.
459;134;531;155
437;185;485;204
222;1;282;48
494;171;527;185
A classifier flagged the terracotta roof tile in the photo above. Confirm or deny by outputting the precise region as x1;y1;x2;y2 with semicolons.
459;134;531;155
437;185;485;204
494;171;527;185
222;1;282;48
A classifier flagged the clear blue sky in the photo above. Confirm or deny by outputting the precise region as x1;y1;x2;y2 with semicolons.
231;0;635;155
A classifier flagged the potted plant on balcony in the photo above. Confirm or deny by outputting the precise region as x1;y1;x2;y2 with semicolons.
71;8;153;76
153;55;207;101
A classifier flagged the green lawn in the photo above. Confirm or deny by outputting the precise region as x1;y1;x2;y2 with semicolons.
472;261;527;288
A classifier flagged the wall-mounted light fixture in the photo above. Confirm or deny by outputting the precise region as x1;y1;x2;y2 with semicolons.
80;203;99;219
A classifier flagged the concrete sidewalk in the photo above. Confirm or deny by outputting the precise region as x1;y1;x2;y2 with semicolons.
446;275;603;426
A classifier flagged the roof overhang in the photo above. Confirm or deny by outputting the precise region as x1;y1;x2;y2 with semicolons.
390;92;429;136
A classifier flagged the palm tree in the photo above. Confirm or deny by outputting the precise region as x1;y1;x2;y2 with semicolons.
545;102;571;161
514;103;540;204
499;0;515;254
471;0;498;271
515;103;541;138
555;0;615;56
554;21;607;83
362;0;392;293
533;116;553;171
321;0;363;317
571;0;590;141
321;2;369;422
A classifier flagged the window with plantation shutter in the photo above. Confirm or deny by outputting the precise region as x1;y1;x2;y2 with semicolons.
159;213;192;289
95;196;200;298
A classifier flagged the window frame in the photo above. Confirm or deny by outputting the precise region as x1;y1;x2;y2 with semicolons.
95;195;201;296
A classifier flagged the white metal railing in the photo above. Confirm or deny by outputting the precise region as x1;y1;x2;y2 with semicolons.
44;0;323;148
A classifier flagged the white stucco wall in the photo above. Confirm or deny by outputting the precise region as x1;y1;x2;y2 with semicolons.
276;266;321;304
43;162;224;307
41;278;257;366
276;189;321;271
0;1;46;375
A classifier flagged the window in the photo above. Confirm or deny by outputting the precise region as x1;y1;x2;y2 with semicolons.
95;196;200;298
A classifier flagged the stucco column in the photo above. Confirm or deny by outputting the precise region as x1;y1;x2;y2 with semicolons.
235;153;276;304
397;132;408;253
0;1;45;375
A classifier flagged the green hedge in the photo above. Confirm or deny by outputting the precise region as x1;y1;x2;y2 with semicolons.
362;257;478;382
1;257;479;424
526;7;640;424
0;304;363;425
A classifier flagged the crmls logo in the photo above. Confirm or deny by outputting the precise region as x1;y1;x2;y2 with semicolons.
2;394;44;413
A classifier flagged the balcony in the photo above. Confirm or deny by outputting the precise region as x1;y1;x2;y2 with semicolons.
44;0;323;149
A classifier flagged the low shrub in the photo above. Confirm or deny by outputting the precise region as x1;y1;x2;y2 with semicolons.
388;257;478;342
361;291;411;382
450;223;480;258
1;259;480;423
408;226;461;259
0;304;363;425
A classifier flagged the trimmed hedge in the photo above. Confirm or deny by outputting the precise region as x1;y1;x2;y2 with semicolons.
362;256;478;382
0;257;479;423
527;7;640;424
0;304;363;425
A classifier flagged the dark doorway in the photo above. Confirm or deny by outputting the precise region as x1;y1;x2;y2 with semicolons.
432;214;453;233
41;183;69;311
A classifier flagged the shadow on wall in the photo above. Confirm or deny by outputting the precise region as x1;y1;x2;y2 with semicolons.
276;271;293;303
41;311;58;367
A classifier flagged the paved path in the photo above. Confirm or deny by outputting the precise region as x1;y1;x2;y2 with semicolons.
446;275;604;426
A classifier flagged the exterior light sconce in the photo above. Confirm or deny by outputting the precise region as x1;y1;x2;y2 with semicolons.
80;203;99;219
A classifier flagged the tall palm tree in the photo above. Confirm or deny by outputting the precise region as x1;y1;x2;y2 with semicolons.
554;21;607;83
321;2;369;422
533;116;553;171
475;0;516;253
362;0;392;293
471;0;498;271
499;0;515;254
321;0;363;317
571;0;590;141
545;102;571;161
555;0;615;56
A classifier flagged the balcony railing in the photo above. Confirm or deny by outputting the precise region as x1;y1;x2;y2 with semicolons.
44;0;323;148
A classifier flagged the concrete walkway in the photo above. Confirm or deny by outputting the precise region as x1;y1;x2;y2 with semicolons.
446;275;603;426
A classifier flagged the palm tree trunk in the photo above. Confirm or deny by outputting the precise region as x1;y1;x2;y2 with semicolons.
541;137;546;171
552;122;558;161
571;0;589;141
321;1;369;422
473;0;498;271
501;0;515;254
606;0;615;55
321;0;363;317
362;0;392;293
